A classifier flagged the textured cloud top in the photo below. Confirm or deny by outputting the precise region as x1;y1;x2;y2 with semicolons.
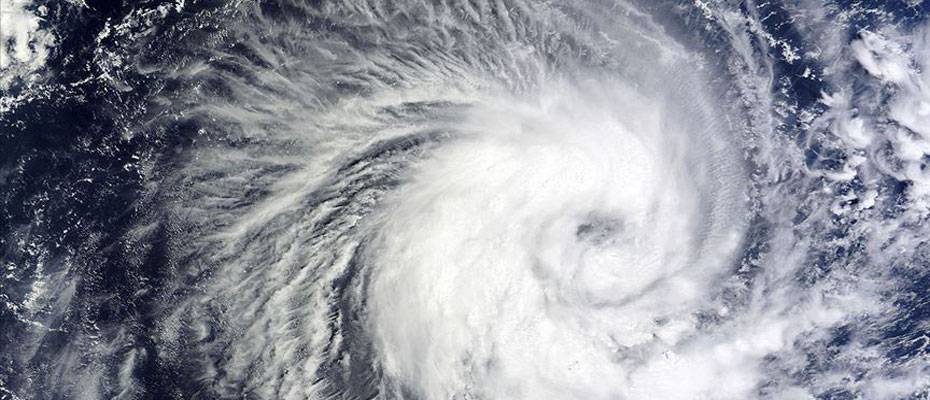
0;0;55;90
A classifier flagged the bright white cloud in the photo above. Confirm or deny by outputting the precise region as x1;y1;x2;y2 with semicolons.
0;0;56;90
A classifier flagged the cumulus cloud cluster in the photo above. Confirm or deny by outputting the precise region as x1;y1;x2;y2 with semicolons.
0;0;56;90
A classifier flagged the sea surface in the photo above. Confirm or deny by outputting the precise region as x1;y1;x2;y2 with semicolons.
2;1;930;399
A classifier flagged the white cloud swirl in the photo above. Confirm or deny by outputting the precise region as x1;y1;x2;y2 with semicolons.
363;69;749;397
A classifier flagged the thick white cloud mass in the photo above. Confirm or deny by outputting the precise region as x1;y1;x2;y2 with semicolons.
364;75;749;399
0;0;55;90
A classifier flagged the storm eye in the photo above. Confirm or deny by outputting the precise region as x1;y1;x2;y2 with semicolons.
575;216;624;246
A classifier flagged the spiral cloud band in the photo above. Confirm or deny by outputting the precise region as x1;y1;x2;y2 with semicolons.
366;74;747;398
2;0;930;399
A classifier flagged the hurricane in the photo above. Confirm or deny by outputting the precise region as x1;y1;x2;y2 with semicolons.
3;1;930;399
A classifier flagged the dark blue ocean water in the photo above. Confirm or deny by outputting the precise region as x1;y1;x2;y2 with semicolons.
2;1;930;399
